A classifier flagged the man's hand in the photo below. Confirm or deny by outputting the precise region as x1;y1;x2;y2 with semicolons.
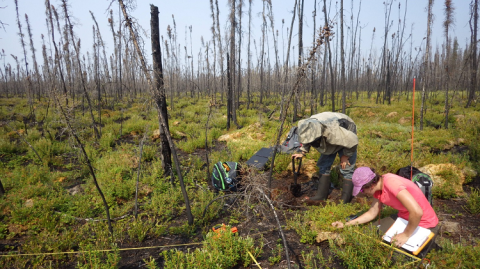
391;232;410;247
292;153;304;159
340;155;350;169
332;221;344;228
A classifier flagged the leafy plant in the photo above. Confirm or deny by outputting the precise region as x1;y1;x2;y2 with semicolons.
329;225;410;268
143;256;158;269
428;238;480;268
76;243;120;269
268;240;283;265
127;216;154;242
162;226;262;268
288;201;369;244
433;183;457;199
463;187;480;214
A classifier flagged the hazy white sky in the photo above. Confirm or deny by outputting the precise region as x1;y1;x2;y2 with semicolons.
0;0;472;69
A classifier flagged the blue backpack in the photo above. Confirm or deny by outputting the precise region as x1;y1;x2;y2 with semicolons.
212;162;240;191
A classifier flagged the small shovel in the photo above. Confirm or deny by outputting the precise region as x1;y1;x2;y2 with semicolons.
290;157;302;197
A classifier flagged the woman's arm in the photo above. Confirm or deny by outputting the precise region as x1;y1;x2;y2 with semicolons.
391;189;424;246
332;198;382;228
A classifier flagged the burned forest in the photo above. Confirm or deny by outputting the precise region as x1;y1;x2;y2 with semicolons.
0;0;479;268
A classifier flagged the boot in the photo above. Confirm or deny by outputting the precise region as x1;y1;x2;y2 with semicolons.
309;174;331;201
341;179;354;203
311;172;320;190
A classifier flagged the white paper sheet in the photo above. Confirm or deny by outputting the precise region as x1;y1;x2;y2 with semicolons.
382;217;432;252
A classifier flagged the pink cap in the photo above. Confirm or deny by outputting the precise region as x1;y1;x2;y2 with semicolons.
352;167;376;196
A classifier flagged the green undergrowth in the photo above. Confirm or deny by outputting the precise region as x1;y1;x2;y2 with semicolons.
0;92;479;268
427;238;480;268
161;227;263;269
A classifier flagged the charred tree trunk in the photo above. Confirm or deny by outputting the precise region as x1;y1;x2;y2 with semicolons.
229;0;239;128
420;0;434;130
120;1;193;225
311;0;317;115
281;0;297;119
227;52;232;129
340;0;346;113
293;0;304;122
247;0;252;109
323;0;335;112
151;5;173;177
260;1;266;105
0;179;5;197
467;0;478;108
444;0;454;129
237;0;243;112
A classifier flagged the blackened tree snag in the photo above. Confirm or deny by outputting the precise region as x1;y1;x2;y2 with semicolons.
323;0;335;112
467;0;478;108
444;0;455;129
420;0;435;130
151;5;173;177
0;179;5;197
119;1;193;225
227;52;232;129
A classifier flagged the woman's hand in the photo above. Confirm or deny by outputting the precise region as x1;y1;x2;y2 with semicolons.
391;232;410;247
332;221;344;228
292;153;304;159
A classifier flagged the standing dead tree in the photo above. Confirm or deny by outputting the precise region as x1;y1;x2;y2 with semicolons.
151;5;173;179
246;0;252;109
15;0;34;118
59;0;100;139
281;0;297;118
310;0;318;115
466;0;478;108
293;0;304;122
227;0;239;129
209;0;218;103
0;178;5;197
420;0;435;130
323;0;336;112
215;0;225;103
444;0;455;129
340;0;346;113
118;0;193;225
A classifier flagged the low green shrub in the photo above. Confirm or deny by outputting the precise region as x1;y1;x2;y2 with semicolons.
427;238;480;268
190;189;223;224
142;185;184;222
330;225;410;268
433;184;457;199
162;226;262;269
76;243;120;269
463;187;480;214
288;201;369;244
127;216;154;242
268;240;283;265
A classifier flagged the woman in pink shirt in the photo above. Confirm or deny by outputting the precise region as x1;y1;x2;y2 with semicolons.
332;167;439;247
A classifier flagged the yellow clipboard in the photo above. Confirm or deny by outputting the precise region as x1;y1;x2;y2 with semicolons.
382;217;435;256
412;231;434;255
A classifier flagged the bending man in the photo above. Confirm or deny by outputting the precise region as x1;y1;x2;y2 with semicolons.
292;112;358;203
